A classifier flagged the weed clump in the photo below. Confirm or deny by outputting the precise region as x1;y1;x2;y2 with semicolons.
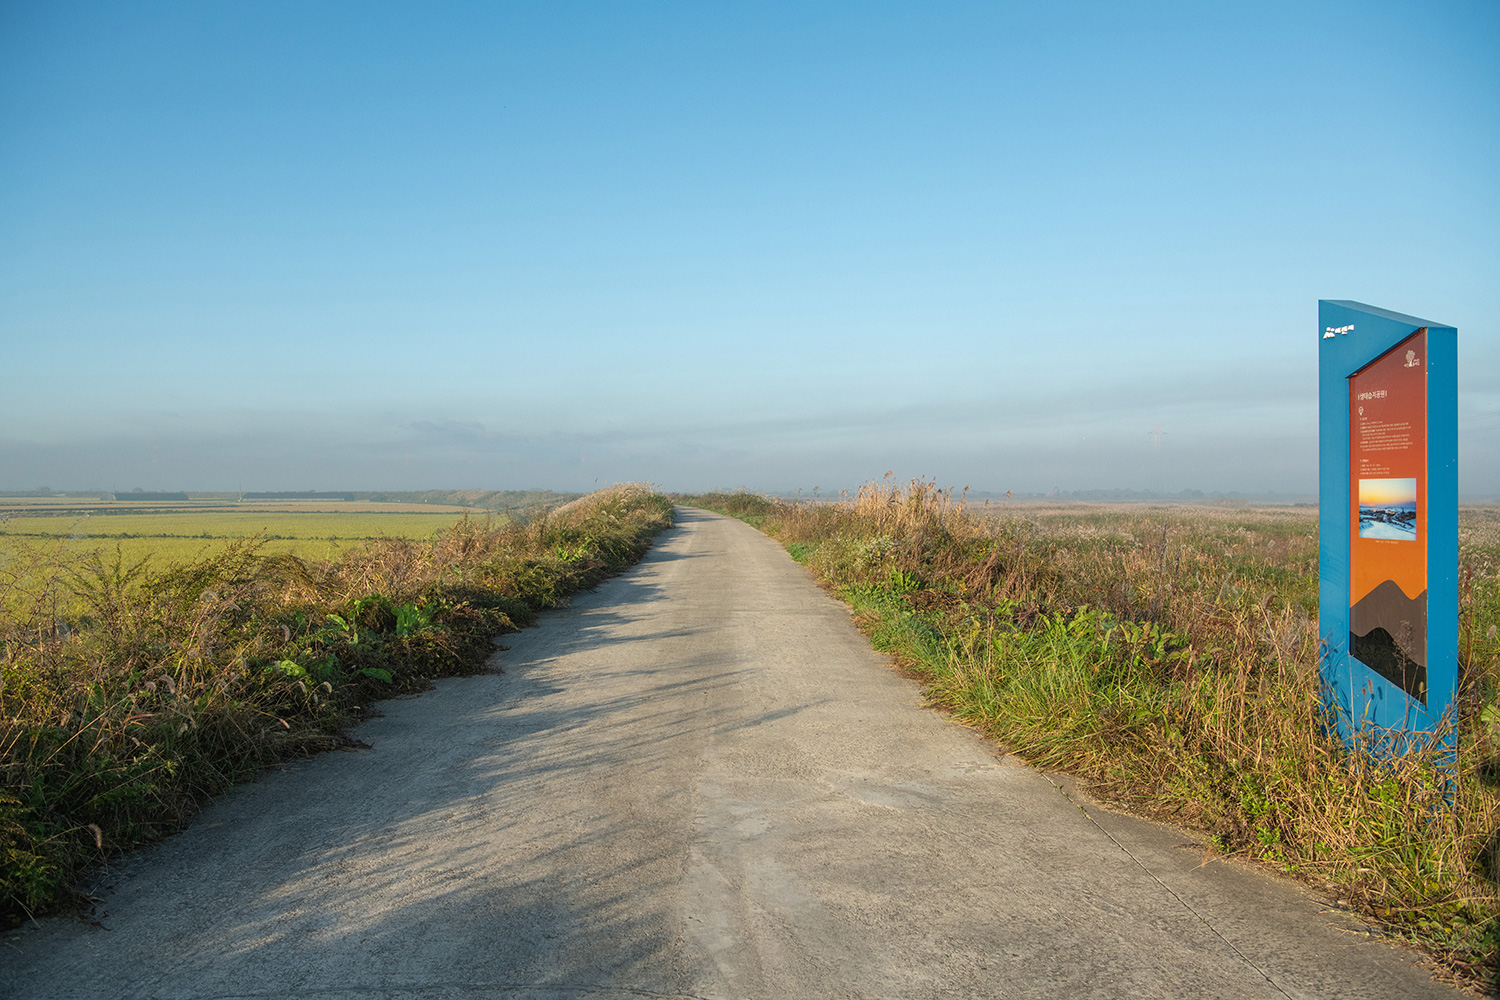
682;482;1500;984
0;484;673;925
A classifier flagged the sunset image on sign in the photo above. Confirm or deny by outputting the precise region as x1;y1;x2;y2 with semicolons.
1358;477;1418;541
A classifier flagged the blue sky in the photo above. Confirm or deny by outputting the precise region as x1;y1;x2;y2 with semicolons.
2;1;1496;495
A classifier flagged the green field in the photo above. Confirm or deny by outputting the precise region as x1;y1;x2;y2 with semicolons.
0;501;493;566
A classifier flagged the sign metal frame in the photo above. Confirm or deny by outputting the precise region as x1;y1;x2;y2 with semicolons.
1318;300;1458;740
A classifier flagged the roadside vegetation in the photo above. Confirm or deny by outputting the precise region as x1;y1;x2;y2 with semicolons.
0;484;673;927
682;482;1500;989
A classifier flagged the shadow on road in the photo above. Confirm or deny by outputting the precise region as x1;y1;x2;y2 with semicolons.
11;515;801;997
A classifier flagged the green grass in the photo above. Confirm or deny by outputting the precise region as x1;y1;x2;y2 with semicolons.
0;484;673;926
680;484;1500;990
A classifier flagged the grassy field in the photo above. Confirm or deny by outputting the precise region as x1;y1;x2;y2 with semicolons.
0;499;499;584
0;489;575;517
0;485;673;927
683;484;1500;991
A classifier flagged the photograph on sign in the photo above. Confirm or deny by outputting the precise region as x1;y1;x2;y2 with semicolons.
1347;329;1427;703
1357;477;1417;540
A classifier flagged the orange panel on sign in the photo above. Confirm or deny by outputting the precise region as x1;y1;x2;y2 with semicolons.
1348;329;1427;702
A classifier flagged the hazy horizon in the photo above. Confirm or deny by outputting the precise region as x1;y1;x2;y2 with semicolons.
4;2;1496;497
19;482;1494;505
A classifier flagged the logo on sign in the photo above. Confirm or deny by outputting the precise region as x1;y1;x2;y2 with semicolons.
1405;350;1420;368
1324;324;1355;339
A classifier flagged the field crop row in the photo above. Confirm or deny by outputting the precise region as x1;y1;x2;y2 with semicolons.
0;510;489;606
0;509;480;541
0;490;576;518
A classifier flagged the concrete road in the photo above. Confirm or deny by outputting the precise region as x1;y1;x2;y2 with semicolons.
2;508;1459;999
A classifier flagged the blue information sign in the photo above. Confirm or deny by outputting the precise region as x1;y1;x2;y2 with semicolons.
1319;301;1457;740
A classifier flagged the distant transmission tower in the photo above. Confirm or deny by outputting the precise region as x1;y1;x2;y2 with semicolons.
1146;424;1166;495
